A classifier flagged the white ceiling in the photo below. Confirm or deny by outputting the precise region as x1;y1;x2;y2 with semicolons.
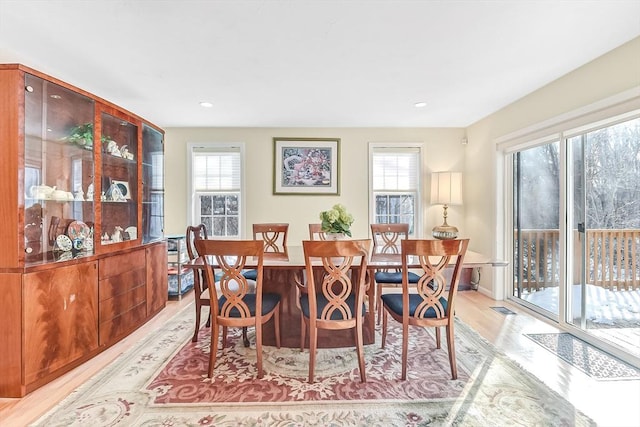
1;0;639;128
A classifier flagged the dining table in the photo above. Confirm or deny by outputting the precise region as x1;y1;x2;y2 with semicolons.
184;243;493;349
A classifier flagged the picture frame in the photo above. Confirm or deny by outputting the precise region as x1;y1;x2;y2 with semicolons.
110;179;131;200
273;137;340;195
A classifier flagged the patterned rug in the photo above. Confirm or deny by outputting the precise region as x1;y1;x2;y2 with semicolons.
33;304;595;426
526;332;640;380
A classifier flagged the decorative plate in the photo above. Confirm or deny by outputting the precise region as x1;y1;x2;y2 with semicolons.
56;234;73;252
67;221;90;240
84;237;94;251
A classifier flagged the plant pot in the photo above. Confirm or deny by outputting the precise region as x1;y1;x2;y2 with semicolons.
326;233;346;240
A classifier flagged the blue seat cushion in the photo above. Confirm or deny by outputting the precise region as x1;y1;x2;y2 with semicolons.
380;293;448;318
241;269;258;280
375;271;420;284
299;293;365;320
218;293;280;317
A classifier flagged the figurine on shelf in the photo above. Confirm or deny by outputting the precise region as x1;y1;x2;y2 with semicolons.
86;183;94;200
107;183;126;202
106;140;122;157
119;145;134;160
111;226;123;243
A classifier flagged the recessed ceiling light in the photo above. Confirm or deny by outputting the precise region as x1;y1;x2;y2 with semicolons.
199;101;213;108
50;94;61;99
414;101;427;108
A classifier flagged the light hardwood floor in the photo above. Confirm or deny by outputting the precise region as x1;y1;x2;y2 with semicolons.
1;291;638;426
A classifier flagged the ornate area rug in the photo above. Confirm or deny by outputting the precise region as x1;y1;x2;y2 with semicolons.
33;303;595;426
526;332;640;380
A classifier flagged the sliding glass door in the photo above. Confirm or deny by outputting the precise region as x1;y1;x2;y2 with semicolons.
512;141;561;317
510;114;640;361
568;117;640;358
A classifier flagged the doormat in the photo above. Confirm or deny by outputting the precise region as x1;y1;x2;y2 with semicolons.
491;306;517;315
525;332;640;380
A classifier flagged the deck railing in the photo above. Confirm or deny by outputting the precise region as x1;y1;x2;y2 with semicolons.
515;229;640;292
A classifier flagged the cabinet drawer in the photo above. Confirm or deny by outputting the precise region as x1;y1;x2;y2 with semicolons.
99;267;146;302
99;283;146;322
99;249;146;280
99;301;147;346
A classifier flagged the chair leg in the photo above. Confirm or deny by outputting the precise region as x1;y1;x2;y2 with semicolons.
381;307;388;348
274;303;281;348
221;326;228;349
208;322;220;378
242;327;249;347
446;323;457;380
376;282;383;325
435;326;441;349
401;321;409;380
300;313;306;351
355;319;366;382
255;320;263;379
308;322;317;383
192;301;202;342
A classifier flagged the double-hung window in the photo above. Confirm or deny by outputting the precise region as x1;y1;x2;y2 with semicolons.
369;144;422;236
189;143;243;238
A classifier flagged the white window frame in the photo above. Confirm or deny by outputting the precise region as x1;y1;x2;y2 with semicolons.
368;142;423;237
187;142;246;238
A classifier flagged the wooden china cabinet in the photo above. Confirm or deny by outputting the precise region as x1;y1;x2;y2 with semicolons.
0;64;168;397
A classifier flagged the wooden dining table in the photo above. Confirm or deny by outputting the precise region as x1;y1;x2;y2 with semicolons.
184;244;492;348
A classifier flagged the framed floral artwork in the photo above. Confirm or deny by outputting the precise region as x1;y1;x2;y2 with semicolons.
273;137;340;195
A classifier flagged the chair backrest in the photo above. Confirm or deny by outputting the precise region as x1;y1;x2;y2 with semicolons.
401;238;469;318
371;223;410;255
195;239;264;319
186;224;208;260
253;223;289;255
302;239;371;323
308;223;327;240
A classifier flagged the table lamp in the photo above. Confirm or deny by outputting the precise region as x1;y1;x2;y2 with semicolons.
430;171;462;239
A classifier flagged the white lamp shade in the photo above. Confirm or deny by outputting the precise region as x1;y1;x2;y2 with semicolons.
430;172;463;205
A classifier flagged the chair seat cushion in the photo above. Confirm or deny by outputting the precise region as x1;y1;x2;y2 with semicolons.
218;292;280;317
375;271;420;284
299;293;365;320
241;269;258;280
380;293;448;318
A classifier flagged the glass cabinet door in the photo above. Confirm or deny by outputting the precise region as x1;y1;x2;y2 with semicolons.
141;124;164;243
24;73;95;264
99;112;138;246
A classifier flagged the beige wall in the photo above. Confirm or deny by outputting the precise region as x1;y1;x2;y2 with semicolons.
466;36;640;297
164;127;467;244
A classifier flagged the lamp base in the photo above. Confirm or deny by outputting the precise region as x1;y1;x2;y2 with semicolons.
432;224;458;240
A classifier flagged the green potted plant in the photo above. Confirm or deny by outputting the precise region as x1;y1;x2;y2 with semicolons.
320;204;354;238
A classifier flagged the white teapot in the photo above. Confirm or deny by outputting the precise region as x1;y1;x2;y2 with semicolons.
30;185;55;199
51;189;70;201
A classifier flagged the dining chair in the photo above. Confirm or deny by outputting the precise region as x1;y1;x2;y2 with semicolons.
380;238;469;380
308;223;327;240
297;239;371;383
242;223;289;280
370;223;420;324
195;239;281;379
186;224;211;343
253;223;289;255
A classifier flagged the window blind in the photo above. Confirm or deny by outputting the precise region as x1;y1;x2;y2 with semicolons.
372;148;419;191
192;147;241;191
